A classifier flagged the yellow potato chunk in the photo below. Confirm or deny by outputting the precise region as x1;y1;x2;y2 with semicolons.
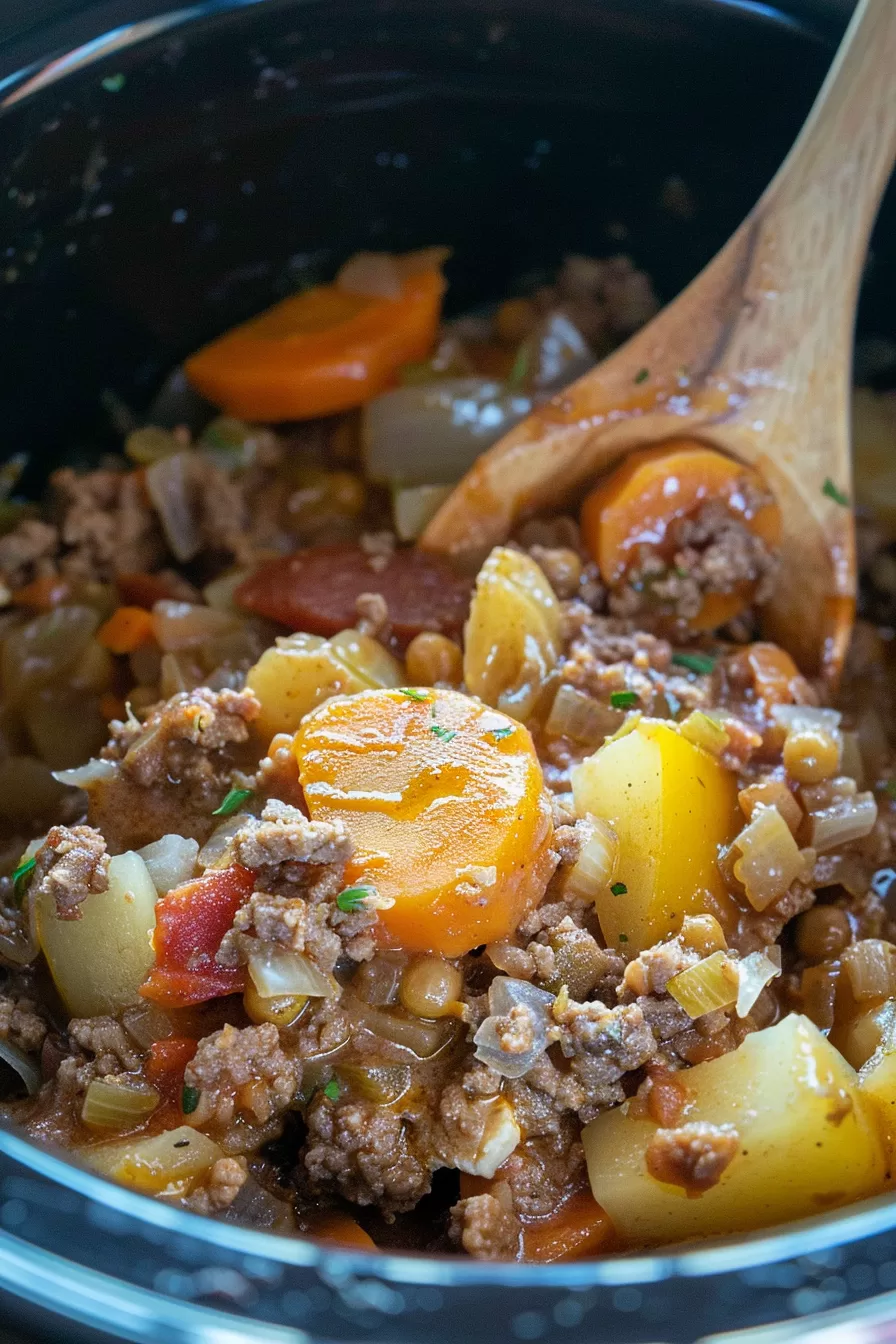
246;628;403;741
571;717;742;951
583;1015;887;1247
82;1126;223;1193
294;687;553;956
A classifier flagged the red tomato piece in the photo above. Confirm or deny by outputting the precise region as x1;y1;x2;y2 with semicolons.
140;865;255;1007
235;544;472;649
145;1037;198;1098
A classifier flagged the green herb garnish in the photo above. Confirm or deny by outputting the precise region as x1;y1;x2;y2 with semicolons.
431;724;457;742
610;881;628;896
101;73;126;93
490;726;515;741
11;855;35;905
822;477;849;507
399;687;430;702
634;368;649;384
336;887;371;913
618;933;629;944
610;691;638;710
885;780;896;800
181;1085;200;1115
212;787;253;817
507;344;531;389
323;1079;340;1101
671;651;716;676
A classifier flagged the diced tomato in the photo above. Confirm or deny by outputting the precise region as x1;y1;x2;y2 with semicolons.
116;571;184;608
140;865;255;1007
145;1037;198;1098
236;543;471;649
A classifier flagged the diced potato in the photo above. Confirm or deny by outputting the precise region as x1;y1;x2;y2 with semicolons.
246;628;403;741
571;717;742;951
463;547;560;723
859;1013;896;1162
82;1126;223;1193
583;1015;887;1246
841;999;896;1070
36;851;158;1018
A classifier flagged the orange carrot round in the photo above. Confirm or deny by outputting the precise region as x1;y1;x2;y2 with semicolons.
97;605;156;655
580;441;781;629
184;266;445;422
293;687;554;957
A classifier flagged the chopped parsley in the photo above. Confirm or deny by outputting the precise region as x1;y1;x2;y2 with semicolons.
12;855;35;905
885;780;896;800
431;724;457;743
610;881;628;896
610;690;638;710
671;650;716;676
336;886;372;913
399;688;430;702
490;726;515;741
822;477;849;507
181;1085;200;1115
322;1079;341;1101
213;787;253;817
634;367;649;384
101;73;126;93
618;933;629;944
506;344;531;389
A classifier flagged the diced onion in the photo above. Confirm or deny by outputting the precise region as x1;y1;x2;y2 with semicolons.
120;1002;175;1050
392;484;454;541
247;946;338;999
842;940;896;1003
679;710;729;757
0;1037;42;1095
564;815;619;903
337;1063;412;1105
473;977;554;1079
735;951;781;1018
221;1175;295;1232
732;805;805;911
546;685;620;745
152;600;242;653
82;1126;223;1193
667;951;739;1019
145;452;200;562
138;834;198;895
808;792;878;852
82;1077;159;1131
348;996;455;1058
772;705;842;734
52;758;119;790
197;815;246;868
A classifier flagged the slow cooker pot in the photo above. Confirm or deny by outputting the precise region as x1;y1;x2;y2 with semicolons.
1;0;895;1339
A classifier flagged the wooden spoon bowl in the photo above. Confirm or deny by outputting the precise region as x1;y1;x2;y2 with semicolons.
422;0;896;683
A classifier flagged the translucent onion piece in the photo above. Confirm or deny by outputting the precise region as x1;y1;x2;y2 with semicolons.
247;946;338;999
203;570;251;613
808;792;878;853
53;758;119;790
845;999;896;1070
519;311;595;392
392;483;454;542
221;1175;295;1233
337;1063;413;1105
120;1002;176;1050
1;606;99;705
138;834;199;895
197;815;246;869
564;815;619;903
772;705;842;734
679;710;729;757
145;452;200;562
349;996;455;1058
735;951;781;1018
667;951;739;1019
0;1037;42;1095
83;1126;223;1193
546;685;620;745
843;940;896;1003
152;600;242;652
732;805;805;912
363;379;533;487
336;251;403;299
82;1077;159;1131
473;977;554;1079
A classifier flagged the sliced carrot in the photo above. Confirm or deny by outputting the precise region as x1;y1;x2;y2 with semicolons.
97;606;156;655
145;1037;198;1099
580;441;782;629
12;575;72;610
309;1211;376;1250
184;265;446;422
294;687;554;957
746;642;805;710
521;1189;615;1263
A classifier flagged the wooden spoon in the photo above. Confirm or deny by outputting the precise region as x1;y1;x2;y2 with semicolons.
422;0;896;683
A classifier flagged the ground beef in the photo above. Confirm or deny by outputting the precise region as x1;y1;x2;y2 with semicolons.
231;801;350;870
734;880;817;953
498;1125;586;1221
437;1063;507;1172
0;519;59;589
645;1121;740;1195
68;1016;142;1073
0;993;48;1054
253;733;306;808
549;999;659;1119
622;938;699;997
51;467;165;581
354;592;390;640
184;1156;249;1214
32;824;109;920
449;1193;521;1260
303;1095;432;1214
184;1023;301;1130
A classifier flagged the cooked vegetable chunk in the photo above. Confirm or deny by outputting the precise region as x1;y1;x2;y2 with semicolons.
583;1016;887;1246
572;717;742;950
294;687;553;955
140;865;255;1007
